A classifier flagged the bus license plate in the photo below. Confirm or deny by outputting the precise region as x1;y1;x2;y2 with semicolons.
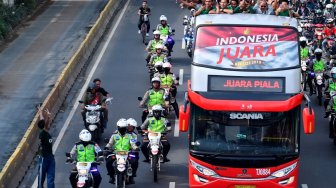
235;185;256;188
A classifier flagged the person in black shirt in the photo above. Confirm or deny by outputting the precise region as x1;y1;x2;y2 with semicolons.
37;105;55;188
137;0;151;36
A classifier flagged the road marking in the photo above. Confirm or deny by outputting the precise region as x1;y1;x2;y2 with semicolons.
179;69;184;86
31;0;131;187
169;182;176;188
302;184;308;188
174;119;179;137
50;18;57;23
181;39;186;49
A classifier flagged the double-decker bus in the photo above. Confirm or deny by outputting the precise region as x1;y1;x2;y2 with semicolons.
179;14;315;188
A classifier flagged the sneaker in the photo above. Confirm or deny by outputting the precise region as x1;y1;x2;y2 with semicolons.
138;30;141;34
146;33;149;37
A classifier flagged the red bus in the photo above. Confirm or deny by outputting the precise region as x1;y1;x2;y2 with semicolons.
179;14;315;188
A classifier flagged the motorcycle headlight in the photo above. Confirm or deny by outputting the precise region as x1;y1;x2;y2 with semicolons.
271;162;297;178
78;169;88;175
117;164;126;172
190;159;217;176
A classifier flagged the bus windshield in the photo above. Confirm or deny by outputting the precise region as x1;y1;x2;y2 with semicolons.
190;104;300;156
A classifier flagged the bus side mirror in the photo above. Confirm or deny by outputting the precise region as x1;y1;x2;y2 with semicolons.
179;105;190;132
303;107;314;134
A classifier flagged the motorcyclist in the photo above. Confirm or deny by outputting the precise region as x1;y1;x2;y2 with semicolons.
140;105;171;163
67;129;103;188
148;44;168;66
156;62;179;118
303;23;314;43
324;4;335;20
312;9;325;24
307;48;326;96
105;119;138;184
145;30;166;63
81;83;108;132
126;118;140;176
137;0;151;37
139;77;168;123
156;15;175;56
325;68;336;115
322;19;336;51
300;36;309;60
153;61;164;75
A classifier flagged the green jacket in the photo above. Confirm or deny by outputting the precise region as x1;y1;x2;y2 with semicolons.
300;47;309;59
148;89;165;107
312;59;325;72
76;142;96;162
113;133;132;151
148;117;166;133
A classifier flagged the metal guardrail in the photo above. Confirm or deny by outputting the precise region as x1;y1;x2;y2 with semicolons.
0;0;126;187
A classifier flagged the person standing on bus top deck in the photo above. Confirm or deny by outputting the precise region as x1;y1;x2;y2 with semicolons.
138;0;151;36
194;0;216;16
37;105;55;188
275;0;293;17
233;0;255;14
215;0;234;14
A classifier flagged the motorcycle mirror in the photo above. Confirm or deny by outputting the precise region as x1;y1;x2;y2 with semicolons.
104;138;109;143
135;141;141;146
172;29;175;33
138;97;143;101
97;151;104;156
176;76;180;80
78;100;84;104
144;42;148;45
65;152;70;157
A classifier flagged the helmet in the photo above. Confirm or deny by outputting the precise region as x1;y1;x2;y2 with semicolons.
299;36;307;42
153;30;161;35
117;118;128;128
331;67;336;79
152;104;164;111
152;105;163;119
127;118;138;127
163;62;172;69
316;9;322;16
327;18;334;24
314;48;323;53
326;4;333;9
160;15;167;21
155;44;164;49
79;129;92;142
151;77;161;83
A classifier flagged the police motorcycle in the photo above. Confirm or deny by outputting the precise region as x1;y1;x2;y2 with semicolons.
79;97;113;142
160;32;175;57
182;9;196;57
327;91;336;145
301;57;309;91
66;152;104;188
311;69;324;105
104;139;141;188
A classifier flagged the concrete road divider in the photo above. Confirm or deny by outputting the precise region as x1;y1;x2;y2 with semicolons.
0;0;126;187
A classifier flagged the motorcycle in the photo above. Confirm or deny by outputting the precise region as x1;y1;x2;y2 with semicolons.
314;24;324;47
104;139;140;188
79;98;112;142
146;131;165;182
314;70;324;105
66;152;103;188
140;14;149;44
328;91;336;145
182;9;195;57
160;30;175;57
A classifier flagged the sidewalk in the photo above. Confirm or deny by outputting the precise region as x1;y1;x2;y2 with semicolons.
0;0;107;170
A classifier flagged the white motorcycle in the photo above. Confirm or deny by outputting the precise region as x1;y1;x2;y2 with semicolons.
314;70;324;105
301;59;308;91
114;151;133;188
147;132;164;182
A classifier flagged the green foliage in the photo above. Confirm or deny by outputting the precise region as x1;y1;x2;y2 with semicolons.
0;0;38;39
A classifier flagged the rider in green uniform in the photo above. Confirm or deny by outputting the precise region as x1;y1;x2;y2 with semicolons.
68;129;103;188
140;105;171;163
300;36;309;60
148;44;168;66
105;119;138;184
308;48;326;96
145;30;166;63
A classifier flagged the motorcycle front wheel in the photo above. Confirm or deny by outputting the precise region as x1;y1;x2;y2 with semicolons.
116;174;125;188
152;155;158;182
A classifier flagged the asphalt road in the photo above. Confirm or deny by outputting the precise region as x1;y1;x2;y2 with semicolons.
24;0;336;187
0;0;107;170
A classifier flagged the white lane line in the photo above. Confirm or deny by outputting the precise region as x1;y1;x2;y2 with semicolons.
179;69;184;86
174;119;179;137
169;182;176;188
302;184;308;188
31;0;131;187
181;39;186;49
50;18;57;23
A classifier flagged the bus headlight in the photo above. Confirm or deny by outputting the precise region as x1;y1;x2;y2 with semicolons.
190;159;217;176
271;162;297;178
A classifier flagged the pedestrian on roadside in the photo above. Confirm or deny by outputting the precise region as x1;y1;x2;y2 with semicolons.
37;104;55;188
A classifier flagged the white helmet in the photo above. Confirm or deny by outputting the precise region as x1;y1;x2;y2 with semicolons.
160;15;167;21
331;67;336;74
299;36;307;42
127;118;138;127
153;30;161;35
326;4;333;9
163;62;172;69
79;129;91;142
117;118;128;128
154;61;163;67
151;77;161;83
152;104;164;111
155;44;164;49
314;48;323;53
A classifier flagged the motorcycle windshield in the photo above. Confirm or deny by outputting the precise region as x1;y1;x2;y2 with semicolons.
190;104;300;156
